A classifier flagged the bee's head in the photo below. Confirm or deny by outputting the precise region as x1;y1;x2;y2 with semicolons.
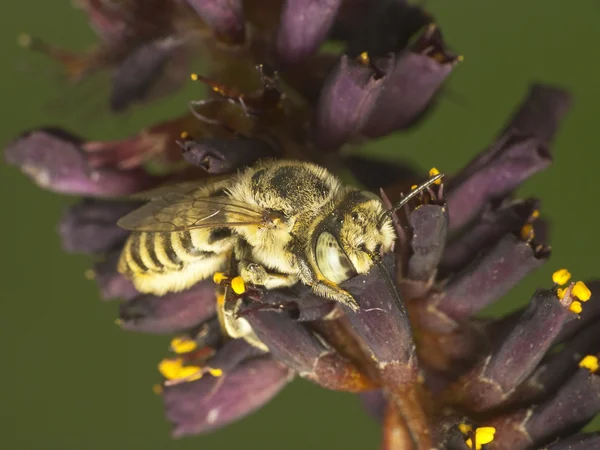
313;190;396;284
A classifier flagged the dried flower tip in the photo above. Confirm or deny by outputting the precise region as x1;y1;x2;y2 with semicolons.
573;281;592;302
553;268;572;286
170;337;198;354
429;167;442;184
579;355;599;373
465;427;496;450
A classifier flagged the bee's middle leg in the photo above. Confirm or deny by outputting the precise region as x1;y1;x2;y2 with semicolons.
238;260;298;289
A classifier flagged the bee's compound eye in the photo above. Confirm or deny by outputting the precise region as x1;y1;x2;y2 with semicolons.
315;232;357;284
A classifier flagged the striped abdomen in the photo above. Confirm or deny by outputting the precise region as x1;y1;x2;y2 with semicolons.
118;228;235;295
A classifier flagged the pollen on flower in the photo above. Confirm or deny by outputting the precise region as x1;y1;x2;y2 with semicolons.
357;51;370;65
180;131;189;140
190;73;199;81
208;368;223;377
520;224;534;242
159;358;185;380
411;184;418;190
465;427;496;450
170;337;198;354
458;423;473;434
573;281;592;301
569;300;583;314
231;276;246;295
429;167;442;184
552;268;572;286
578;355;599;373
531;209;540;219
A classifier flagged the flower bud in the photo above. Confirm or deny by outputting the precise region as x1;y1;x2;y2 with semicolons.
180;136;279;174
275;0;343;65
455;288;579;411
91;249;139;301
162;356;292;437
118;279;217;334
58;198;139;254
244;308;374;392
422;234;550;331
360;25;460;139
4;128;160;196
313;55;387;152
440;198;540;275
185;0;245;44
110;37;188;112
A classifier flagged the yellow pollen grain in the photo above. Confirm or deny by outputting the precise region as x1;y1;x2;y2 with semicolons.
158;358;183;380
213;272;228;284
429;167;442;184
216;293;225;306
208;368;223;377
152;384;163;395
466;427;496;450
178;365;203;382
411;184;418;190
573;281;592;301
557;288;566;300
114;318;123;326
170;337;197;354
520;224;534;241
231;276;246;294
180;131;189;139
531;209;540;219
552;268;571;286
357;51;370;65
458;423;472;434
190;73;199;81
569;300;582;314
579;355;599;373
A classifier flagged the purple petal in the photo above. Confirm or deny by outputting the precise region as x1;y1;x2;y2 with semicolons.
185;0;245;44
118;279;217;334
162;356;292;437
4;128;161;197
92;249;139;301
275;0;342;65
58;198;139;254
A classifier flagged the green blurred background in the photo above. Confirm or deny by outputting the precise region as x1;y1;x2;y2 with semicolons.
2;1;599;449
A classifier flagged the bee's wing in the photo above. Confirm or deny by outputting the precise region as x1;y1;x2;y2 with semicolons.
128;175;232;200
117;193;267;231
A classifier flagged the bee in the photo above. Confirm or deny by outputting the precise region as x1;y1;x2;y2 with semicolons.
117;159;442;311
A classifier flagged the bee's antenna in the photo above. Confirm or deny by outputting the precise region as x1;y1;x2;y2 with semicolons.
379;172;444;227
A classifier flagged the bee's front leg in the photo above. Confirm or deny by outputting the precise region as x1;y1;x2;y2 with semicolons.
294;254;360;311
238;260;298;289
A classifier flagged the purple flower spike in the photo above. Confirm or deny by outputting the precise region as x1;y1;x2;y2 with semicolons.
504;323;600;409
275;0;343;66
424;234;550;330
342;254;417;385
162;356;292;437
58;199;139;254
244;309;374;392
455;288;578;411
360;25;460;139
440;198;540;275
500;84;573;144
110;37;188;112
4;128;161;197
407;204;448;283
446;134;552;231
313;55;386;152
118;279;217;334
185;0;245;44
180;137;279;174
489;365;600;450
546;433;600;450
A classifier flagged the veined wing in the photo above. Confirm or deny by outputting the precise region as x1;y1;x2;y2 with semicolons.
117;194;267;231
